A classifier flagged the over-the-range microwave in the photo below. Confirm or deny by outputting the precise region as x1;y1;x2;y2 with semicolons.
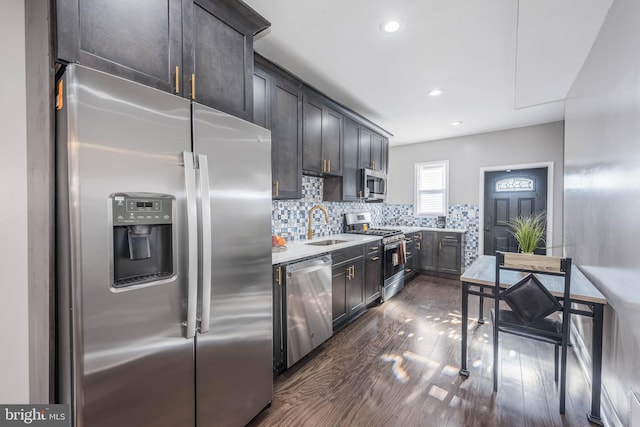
362;168;387;202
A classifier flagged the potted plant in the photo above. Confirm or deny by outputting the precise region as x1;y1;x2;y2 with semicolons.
507;212;546;253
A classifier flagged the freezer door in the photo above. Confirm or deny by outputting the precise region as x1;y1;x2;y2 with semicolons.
56;65;196;427
192;103;273;426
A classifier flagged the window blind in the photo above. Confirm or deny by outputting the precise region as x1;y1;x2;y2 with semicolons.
415;161;448;215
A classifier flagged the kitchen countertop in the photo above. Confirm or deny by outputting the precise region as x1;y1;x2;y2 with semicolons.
380;226;468;234
272;233;382;265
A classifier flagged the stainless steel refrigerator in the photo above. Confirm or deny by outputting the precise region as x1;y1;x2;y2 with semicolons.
55;64;273;427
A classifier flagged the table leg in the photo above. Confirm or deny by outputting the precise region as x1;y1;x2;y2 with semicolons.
478;285;485;324
587;303;604;425
460;281;470;377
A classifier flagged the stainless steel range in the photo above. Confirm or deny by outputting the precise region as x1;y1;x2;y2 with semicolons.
344;213;406;302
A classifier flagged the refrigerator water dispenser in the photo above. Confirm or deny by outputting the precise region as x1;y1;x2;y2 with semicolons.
110;193;175;288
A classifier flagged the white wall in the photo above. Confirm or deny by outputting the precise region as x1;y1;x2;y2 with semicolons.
388;121;564;205
564;0;640;423
387;122;565;252
0;0;30;403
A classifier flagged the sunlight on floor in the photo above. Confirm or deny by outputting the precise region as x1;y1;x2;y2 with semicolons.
428;385;449;401
380;353;409;383
403;351;438;368
441;365;459;377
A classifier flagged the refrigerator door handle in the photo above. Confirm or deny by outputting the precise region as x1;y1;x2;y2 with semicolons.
197;154;212;334
183;151;199;338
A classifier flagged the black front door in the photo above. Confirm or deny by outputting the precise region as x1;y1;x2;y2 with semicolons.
484;167;547;255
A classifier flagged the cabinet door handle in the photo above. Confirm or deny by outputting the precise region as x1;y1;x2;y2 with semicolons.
323;159;327;172
359;190;363;200
276;267;282;285
189;74;196;99
405;268;411;273
373;161;376;170
56;79;64;110
370;256;380;261
175;65;179;94
328;160;331;173
274;180;279;197
439;241;442;251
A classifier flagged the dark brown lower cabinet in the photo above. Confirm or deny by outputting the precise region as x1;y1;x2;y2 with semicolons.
413;232;422;274
272;264;285;373
404;235;415;280
332;245;365;330
364;241;382;305
404;232;422;282
420;231;466;277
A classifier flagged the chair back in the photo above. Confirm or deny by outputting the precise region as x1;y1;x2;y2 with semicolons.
495;252;572;327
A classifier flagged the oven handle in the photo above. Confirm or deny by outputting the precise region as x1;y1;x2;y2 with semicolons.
384;241;400;250
382;239;409;251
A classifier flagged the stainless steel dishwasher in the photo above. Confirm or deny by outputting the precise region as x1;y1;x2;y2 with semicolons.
286;255;333;368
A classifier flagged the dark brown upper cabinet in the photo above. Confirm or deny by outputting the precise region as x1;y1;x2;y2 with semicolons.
55;0;269;121
253;57;303;199
371;133;385;173
324;118;359;202
359;128;385;172
381;137;389;174
55;0;184;95
183;0;268;121
342;119;361;201
358;127;373;170
252;55;392;202
302;90;343;176
324;120;392;202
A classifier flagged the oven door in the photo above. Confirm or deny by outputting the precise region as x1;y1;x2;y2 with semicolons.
383;241;405;280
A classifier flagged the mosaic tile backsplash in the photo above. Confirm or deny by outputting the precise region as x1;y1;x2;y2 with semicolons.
272;176;480;267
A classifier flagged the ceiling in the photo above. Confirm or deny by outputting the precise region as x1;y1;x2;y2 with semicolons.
244;0;613;145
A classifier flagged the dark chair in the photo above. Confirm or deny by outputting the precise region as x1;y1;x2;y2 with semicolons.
492;251;572;414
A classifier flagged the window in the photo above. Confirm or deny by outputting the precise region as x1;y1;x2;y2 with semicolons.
414;161;449;216
495;177;535;192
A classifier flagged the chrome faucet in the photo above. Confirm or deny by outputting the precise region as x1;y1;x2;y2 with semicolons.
308;205;329;240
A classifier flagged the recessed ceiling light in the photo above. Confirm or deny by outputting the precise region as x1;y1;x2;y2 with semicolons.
427;89;444;97
381;19;402;33
451;121;463;126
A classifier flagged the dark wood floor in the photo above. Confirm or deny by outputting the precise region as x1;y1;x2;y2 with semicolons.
249;275;594;427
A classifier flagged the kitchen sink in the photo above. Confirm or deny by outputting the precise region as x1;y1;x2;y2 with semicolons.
305;239;347;246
